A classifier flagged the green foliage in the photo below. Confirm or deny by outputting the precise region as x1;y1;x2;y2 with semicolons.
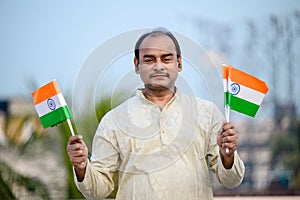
0;161;50;199
0;101;51;199
0;172;15;200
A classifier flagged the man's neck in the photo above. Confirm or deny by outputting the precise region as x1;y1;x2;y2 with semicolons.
142;86;176;110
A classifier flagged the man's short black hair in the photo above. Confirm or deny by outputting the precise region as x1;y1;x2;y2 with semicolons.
134;28;181;62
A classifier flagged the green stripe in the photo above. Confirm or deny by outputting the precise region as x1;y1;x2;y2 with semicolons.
224;92;229;106
224;92;259;117
40;106;72;128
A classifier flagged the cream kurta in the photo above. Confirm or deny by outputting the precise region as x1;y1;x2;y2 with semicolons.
75;89;245;200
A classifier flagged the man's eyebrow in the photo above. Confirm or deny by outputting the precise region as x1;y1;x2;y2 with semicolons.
162;53;174;57
143;54;155;58
143;53;174;58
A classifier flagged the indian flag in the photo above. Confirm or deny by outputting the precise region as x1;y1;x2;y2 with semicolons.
222;64;269;117
31;80;72;128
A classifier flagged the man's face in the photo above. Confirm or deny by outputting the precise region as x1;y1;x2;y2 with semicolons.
134;34;182;90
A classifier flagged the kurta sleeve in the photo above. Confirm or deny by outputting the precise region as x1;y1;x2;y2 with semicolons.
215;151;245;188
206;102;245;188
74;113;120;199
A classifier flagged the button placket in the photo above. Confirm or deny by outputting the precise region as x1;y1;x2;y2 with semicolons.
159;112;168;146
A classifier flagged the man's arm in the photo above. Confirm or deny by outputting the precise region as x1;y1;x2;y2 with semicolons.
206;103;245;188
67;132;117;199
214;121;245;188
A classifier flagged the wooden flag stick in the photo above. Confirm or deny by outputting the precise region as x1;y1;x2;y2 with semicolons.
67;118;75;136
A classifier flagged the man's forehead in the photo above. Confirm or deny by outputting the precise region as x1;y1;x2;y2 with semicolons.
138;34;176;53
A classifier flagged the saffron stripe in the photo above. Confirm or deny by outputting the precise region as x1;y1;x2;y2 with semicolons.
32;80;61;105
222;65;229;79
229;67;269;94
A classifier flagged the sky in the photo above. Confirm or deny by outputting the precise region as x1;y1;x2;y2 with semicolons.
0;0;299;102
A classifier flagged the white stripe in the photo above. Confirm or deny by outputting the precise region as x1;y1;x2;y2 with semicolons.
223;79;228;92
34;93;67;117
229;78;265;105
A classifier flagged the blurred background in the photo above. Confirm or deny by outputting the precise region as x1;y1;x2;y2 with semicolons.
0;0;300;199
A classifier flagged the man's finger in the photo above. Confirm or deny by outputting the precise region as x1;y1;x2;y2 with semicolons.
68;135;84;145
70;156;87;164
69;149;88;157
222;136;233;143
69;143;86;151
223;122;234;131
222;128;237;138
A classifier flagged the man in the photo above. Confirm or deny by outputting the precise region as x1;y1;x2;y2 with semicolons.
67;28;245;199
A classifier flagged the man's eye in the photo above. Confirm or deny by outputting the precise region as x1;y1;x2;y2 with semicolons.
144;59;153;63
163;57;173;62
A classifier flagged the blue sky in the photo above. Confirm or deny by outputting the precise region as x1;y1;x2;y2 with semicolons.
0;0;298;100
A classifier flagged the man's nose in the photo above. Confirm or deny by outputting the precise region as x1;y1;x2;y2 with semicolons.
153;62;165;71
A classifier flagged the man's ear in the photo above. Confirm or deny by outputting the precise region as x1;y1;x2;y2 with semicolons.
134;57;140;74
177;56;182;72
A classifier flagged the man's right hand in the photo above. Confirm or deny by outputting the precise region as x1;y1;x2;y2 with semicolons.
67;135;88;182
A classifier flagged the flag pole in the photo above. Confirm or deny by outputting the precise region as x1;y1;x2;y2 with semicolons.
225;105;230;154
67;118;75;136
225;105;230;123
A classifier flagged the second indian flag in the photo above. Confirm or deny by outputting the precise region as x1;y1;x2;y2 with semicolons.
223;65;269;117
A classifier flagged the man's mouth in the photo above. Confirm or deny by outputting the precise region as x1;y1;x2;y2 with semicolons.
150;73;169;78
